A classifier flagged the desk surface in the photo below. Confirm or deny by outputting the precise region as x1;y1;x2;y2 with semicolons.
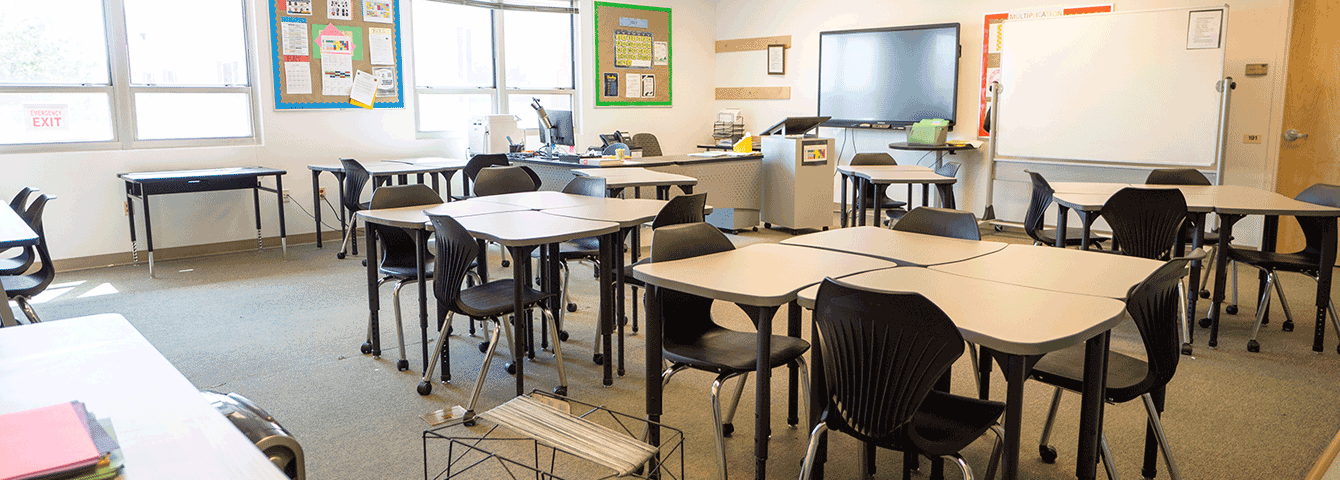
1051;183;1340;217
930;244;1163;299
307;162;462;175
516;152;763;169
841;166;955;184
473;191;610;210
781;227;1008;267
632;243;894;307
571;168;699;188
887;142;976;153
542;198;668;228
796;267;1128;355
0;314;288;479
454;210;620;246
0;205;37;249
836;165;932;174
118;166;286;182
384;157;468;167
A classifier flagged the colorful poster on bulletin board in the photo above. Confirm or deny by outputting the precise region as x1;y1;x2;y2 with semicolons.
268;0;404;109
594;2;671;107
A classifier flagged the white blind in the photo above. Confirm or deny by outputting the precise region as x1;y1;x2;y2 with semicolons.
426;0;577;14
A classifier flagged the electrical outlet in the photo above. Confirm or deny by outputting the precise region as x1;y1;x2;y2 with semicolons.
1244;134;1262;144
123;201;129;216
319;187;327;199
283;189;291;203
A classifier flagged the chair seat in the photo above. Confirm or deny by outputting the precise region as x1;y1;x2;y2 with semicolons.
1229;248;1318;274
1029;344;1151;404
560;237;602;256
622;259;649;287
456;279;554;318
379;258;435;280
0;248;34;275
1;272;49;297
906;390;1007;455
1034;227;1110;247
663;327;810;374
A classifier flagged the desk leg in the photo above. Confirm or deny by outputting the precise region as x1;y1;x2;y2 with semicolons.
856;178;867;227
1079;211;1099;251
616;229;627;377
1055;205;1070;248
1261;216;1281;331
600;233;614;386
646;285;665;468
252;185;262;250
509;245;534;396
313;171;323;248
1183;213;1206;354
417;229;429;373
679;185;693;195
125;191;139;265
443;171;456;200
984;349;1041;480
1315;218;1336;353
787;301;800;427
142;192;155;278
366;225;381;356
839;173;849;228
1209;214;1243;348
739;304;780;480
276;174;288;257
873;183;886;227
1077;332;1111;480
922;183;930;207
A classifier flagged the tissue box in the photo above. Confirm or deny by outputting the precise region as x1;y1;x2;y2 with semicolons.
908;119;948;146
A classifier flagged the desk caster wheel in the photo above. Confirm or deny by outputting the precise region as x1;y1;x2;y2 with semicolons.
553;386;568;397
417;382;432;395
337;252;347;259
557;330;569;341
396;359;409;371
764;223;772;229
752;227;758;232
567;303;577;312
1247;340;1260;352
1282;320;1294;332
994;225;1005;232
1198;317;1213;328
478;342;489;353
1226;305;1239;315
1200;289;1210;299
1039;445;1058;464
360;342;372;354
505;363;517;375
593;353;604;365
502;259;510;268
722;423;734;437
1181;343;1194;356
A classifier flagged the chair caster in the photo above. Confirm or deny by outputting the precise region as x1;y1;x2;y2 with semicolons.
446;325;454;336
505;363;517;375
593;353;604;365
752;227;758;232
722;423;734;437
567;303;577;312
396;359;409;371
1198;317;1213;328
360;342;372;354
764;223;772;229
1247;340;1260;353
1181;343;1193;356
553;386;568;397
618;367;625;376
557;330;569;342
417;382;432;395
1200;289;1210;299
1282;320;1294;332
1226;305;1239;315
337;252;347;259
478;342;489;353
502;259;510;268
1039;445;1058;464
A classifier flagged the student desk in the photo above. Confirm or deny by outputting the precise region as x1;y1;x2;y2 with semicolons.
307;159;466;250
0;314;288;479
836;165;954;228
572;167;697;200
119;167;287;277
780;226;1007;267
633;244;893;480
0;205;38;326
886;142;975;169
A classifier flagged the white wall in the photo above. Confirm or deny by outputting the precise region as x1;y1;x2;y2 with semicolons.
713;0;1294;245
0;0;718;262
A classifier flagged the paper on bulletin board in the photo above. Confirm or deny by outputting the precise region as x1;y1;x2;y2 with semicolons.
287;0;312;15
603;73;618;97
373;66;398;97
322;55;353;96
311;24;363;60
349;70;378;108
328;0;352;20
363;0;394;23
369;27;394;65
281;18;309;55
625;73;640;98
653;41;668;65
284;57;312;94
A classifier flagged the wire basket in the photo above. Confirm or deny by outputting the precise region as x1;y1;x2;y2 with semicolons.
713;120;745;144
423;391;684;480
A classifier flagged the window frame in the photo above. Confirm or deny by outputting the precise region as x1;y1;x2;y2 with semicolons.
0;0;261;153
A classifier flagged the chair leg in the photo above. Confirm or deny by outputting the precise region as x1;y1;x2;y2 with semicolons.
1099;433;1121;480
417;312;458;395
985;425;1005;480
661;363;689;387
721;372;749;437
948;454;974;480
1038;387;1064;463
363;277;392;356
1178;281;1190;348
1327;299;1340;355
795;357;812;429
711;373;743;480
14;296;39;324
1272;270;1297;331
538;306;568;396
967;341;982;392
338;218;357;258
1247;272;1276;352
798;423;830;480
391;279;412;371
465;319;506;417
1141;392;1182;480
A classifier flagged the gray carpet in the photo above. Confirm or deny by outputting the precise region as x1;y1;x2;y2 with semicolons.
19;225;1340;480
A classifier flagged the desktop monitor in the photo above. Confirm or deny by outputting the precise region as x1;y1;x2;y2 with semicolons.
541;109;576;147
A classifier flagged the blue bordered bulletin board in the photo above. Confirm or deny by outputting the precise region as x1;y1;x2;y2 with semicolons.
268;0;405;109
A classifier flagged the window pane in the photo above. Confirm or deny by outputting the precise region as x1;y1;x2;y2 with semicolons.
412;1;493;88
0;93;114;145
507;94;570;131
134;93;252;140
124;0;248;86
502;11;573;89
0;0;110;85
418;93;492;132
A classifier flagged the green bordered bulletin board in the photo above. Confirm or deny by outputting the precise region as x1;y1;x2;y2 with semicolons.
594;2;671;107
268;0;405;109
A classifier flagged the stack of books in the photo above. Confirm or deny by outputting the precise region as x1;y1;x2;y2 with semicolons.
0;401;124;480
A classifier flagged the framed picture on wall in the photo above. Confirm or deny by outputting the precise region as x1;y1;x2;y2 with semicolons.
767;44;785;75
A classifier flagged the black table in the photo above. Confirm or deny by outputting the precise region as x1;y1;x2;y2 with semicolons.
886;142;975;169
119;167;287;277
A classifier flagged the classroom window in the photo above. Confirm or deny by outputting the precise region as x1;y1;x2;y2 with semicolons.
0;0;257;151
412;0;576;139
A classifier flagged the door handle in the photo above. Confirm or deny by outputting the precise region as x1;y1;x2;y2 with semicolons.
1284;129;1309;141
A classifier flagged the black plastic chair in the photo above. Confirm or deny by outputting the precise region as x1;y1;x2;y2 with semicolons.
892;207;980;241
885;162;962;226
1100;187;1189;261
1031;257;1193;480
631;133;662;157
336;158;372;260
1;187;42;275
418;212;569;413
621;193;708;333
8;187;36;212
473;166;538;197
1231;183;1340;353
801;279;1004;480
456;154;510;201
1024;170;1109;248
358;185;444;371
1;194;57;324
850;153;908;223
1145;168;1239;316
646;222;810;480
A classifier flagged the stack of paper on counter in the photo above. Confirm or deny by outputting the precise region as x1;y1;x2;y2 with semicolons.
0;401;123;480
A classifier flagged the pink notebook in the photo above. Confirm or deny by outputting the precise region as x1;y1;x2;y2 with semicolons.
0;402;101;480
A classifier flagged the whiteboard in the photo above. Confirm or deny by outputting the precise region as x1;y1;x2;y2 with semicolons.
995;7;1227;166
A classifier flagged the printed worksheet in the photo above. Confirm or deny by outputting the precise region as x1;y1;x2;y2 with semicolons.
363;0;394;23
368;27;394;65
322;54;353;96
349;70;378;108
286;0;312;15
284;61;312;94
373;67;398;97
281;19;309;56
327;0;352;20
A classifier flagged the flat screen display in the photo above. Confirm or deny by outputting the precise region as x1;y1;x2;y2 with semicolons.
818;23;960;130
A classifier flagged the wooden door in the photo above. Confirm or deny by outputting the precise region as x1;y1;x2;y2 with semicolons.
1275;0;1340;251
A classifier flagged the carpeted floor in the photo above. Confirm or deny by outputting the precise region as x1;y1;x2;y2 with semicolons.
18;224;1340;480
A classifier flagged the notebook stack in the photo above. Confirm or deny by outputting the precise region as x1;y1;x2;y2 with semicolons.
0;401;124;480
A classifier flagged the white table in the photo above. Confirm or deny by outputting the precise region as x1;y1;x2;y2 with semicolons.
0;205;37;326
930;244;1164;300
572;167;698;200
471;191;609;210
781;226;1008;267
633;244;895;480
308;160;466;250
836;165;955;227
0;314;288;479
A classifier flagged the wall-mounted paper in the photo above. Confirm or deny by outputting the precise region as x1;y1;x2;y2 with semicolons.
641;74;655;97
653;41;668;65
328;0;352;20
363;0;394;24
286;0;312;15
284;60;312;94
322;54;353;96
373;67;398;97
625;73;640;98
369;27;394;65
349;70;378;108
310;24;363;60
281;18;309;56
319;24;354;55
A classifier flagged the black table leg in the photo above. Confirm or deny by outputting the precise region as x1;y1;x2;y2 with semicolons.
873;183;887;227
787;301;800;427
1076;332;1111;480
366;224;381;356
983;349;1040;480
1262;216;1281;331
839;173;849;228
142;192;155;277
807;314;827;480
509;245;534;396
125;190;139;265
1184;213;1206;354
312;171;323;248
616;228;627;377
1055;205;1070;248
416;229;429;372
275;174;287;255
646;285;664;471
1079;210;1100;251
600;233;614;386
252;186;262;250
1314;217;1336;353
739;303;780;480
1209;214;1244;348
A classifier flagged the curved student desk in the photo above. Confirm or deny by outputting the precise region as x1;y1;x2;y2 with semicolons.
307;158;467;250
835;165;955;228
780;226;1008;267
572;167;698;199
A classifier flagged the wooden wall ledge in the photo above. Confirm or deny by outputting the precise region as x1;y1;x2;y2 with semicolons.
716;35;791;53
716;87;791;100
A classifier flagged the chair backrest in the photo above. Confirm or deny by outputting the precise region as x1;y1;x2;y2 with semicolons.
9;187;37;211
1125;257;1194;398
519;165;543;190
562;176;607;197
368;185;444;271
1024;170;1056;244
1100;187;1187;260
1294;183;1340;258
933;162;960;209
892;207;980;241
650;193;708;229
339;158;372;213
10;194;57;294
602;143;630;156
647;223;736;343
850;152;897;166
463;154;510;182
428;213;480;312
473;166;539;197
1145;168;1211;186
812;278;964;443
631;133;662;157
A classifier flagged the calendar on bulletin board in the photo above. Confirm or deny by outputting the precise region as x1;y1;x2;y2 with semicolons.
268;0;405;109
594;2;671;107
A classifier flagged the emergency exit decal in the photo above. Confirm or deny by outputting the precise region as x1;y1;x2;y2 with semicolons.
25;104;68;131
